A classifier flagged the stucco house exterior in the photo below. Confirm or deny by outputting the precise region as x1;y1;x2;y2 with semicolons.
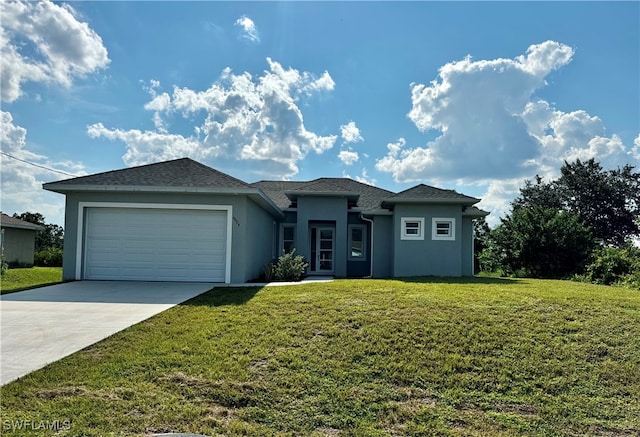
43;158;488;283
0;213;44;267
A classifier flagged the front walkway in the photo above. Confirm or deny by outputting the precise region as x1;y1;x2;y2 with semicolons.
218;276;335;288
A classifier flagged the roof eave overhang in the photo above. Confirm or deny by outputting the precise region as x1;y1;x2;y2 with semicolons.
361;208;394;216
462;210;490;218
0;223;44;231
42;184;284;219
284;190;360;202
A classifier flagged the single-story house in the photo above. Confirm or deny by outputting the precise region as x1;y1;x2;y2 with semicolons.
43;158;488;283
1;212;44;267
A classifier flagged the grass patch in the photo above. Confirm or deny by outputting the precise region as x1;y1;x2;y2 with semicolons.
0;267;62;294
1;278;639;436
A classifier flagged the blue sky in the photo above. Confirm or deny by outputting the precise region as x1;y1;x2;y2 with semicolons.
1;1;638;226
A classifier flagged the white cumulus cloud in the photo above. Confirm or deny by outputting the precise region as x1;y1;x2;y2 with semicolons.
0;0;110;102
88;59;337;178
340;121;363;143
376;40;638;188
338;150;359;165
234;15;260;43
475;178;524;227
388;41;575;182
632;134;640;161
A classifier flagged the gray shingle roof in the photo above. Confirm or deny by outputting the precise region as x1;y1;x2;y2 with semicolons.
384;184;479;205
46;158;250;189
0;213;44;230
462;206;490;217
294;179;356;193
43;158;482;213
249;181;309;209
250;178;394;210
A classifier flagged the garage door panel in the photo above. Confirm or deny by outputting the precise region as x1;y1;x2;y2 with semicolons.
84;207;228;282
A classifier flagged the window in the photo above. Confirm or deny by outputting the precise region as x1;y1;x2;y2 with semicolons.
401;217;425;240
281;224;296;254
348;225;366;261
432;218;455;241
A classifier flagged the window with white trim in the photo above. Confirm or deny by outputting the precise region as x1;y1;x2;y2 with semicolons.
401;217;425;240
432;218;455;241
348;224;366;260
281;224;296;254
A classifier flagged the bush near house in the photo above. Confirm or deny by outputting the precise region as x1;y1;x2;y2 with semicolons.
263;249;309;282
34;246;63;267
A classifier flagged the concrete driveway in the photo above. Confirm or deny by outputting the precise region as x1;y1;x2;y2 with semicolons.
0;281;213;385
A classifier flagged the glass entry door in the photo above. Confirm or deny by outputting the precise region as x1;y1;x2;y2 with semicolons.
310;227;334;274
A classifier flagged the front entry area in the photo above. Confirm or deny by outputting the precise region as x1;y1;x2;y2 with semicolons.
309;226;334;274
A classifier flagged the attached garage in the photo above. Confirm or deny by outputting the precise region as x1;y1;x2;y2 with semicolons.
79;204;231;282
43;158;287;283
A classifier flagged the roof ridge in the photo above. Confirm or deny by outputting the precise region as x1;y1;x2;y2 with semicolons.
295;179;353;191
385;183;479;204
44;157;252;189
392;182;463;196
0;213;44;229
57;157;194;184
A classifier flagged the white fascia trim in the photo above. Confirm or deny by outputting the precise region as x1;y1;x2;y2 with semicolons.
76;202;233;283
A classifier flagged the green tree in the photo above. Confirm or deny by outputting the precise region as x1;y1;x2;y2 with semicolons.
513;159;640;247
558;159;639;247
481;207;594;278
13;212;64;251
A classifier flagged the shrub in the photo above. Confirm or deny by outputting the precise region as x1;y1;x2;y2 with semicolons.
34;247;63;267
0;254;7;276
583;244;640;289
263;262;276;282
273;249;308;282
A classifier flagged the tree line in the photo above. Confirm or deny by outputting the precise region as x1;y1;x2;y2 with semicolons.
476;158;640;289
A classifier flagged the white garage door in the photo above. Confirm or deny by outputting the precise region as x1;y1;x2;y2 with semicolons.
84;207;228;282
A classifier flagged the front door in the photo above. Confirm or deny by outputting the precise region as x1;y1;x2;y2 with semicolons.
310;227;334;274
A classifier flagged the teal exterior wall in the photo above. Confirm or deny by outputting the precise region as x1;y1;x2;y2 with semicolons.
60;191;271;283
296;196;348;277
461;217;475;276
59;189;479;283
371;215;393;278
244;198;276;281
392;204;463;277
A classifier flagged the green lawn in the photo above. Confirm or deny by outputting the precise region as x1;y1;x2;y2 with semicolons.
1;278;639;436
0;267;62;294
